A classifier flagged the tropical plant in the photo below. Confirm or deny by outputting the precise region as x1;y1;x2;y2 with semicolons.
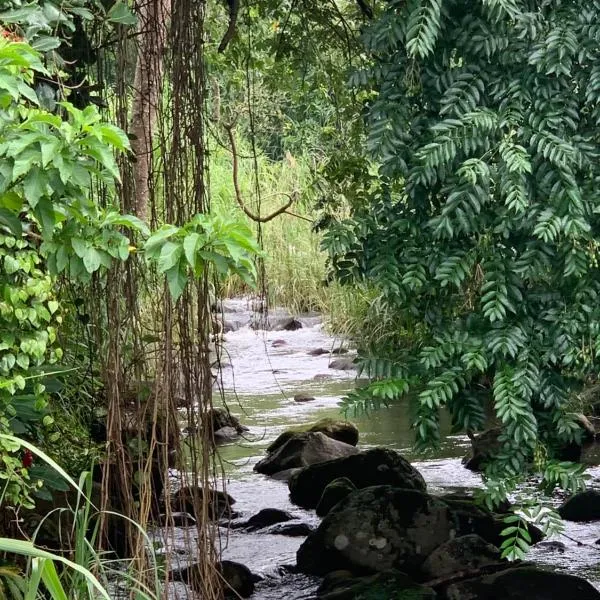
324;0;600;491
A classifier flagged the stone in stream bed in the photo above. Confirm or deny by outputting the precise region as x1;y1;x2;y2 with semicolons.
263;521;314;536
267;419;359;454
271;338;288;347
288;447;426;509
294;393;316;402
317;570;436;600
171;560;261;598
315;477;357;517
328;357;356;371
161;511;196;527
444;566;600;600
254;432;359;476
420;534;502;580
558;489;600;521
308;347;349;357
232;508;295;531
171;485;237;521
296;486;543;577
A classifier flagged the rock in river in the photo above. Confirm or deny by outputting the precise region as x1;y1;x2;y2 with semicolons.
318;570;436;600
297;486;452;575
420;534;502;580
254;431;359;476
234;508;294;531
289;447;426;509
267;419;359;454
444;566;600;600
171;560;261;598
172;486;236;521
558;489;600;522
316;477;357;517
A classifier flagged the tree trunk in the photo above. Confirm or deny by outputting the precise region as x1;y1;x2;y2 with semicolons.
130;0;170;222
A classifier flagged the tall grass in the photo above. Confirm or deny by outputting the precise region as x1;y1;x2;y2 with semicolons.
209;143;330;313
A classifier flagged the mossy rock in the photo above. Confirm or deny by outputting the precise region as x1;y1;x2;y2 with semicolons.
267;418;359;454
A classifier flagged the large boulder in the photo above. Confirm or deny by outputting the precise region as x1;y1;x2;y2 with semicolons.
442;497;544;548
558;489;600;522
316;477;357;517
318;570;437;600
444;566;600;600
254;432;359;476
171;486;236;520
297;486;453;576
462;429;502;472
267;419;359;453
420;534;502;580
289;448;426;509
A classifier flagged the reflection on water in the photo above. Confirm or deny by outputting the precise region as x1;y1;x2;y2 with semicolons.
197;316;600;595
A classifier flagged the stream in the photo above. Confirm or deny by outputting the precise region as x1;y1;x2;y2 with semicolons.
166;300;600;598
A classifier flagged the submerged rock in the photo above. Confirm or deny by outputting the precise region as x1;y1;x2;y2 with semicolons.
267;419;359;454
172;560;261;598
264;522;314;536
297;486;452;576
558;489;600;522
294;394;316;403
463;428;502;472
420;534;502;580
162;512;196;527
207;407;247;435
254;432;359;476
318;570;437;599
289;447;426;509
271;339;288;348
316;477;357;517
234;508;294;531
171;486;236;520
444;566;600;600
328;357;356;371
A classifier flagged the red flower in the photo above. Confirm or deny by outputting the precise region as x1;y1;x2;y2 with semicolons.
22;450;33;468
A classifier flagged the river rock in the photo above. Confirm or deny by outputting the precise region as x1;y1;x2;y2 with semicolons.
271;339;287;348
316;477;357;517
294;394;316;403
442;496;544;548
267;419;359;454
420;534;502;580
275;317;303;331
254;432;359;476
328;357;356;371
444;566;600;599
172;560;260;598
463;428;502;471
207;407;247;435
296;486;453;575
308;348;329;356
235;508;294;531
289;447;426;509
558;489;600;521
172;486;236;520
318;570;437;600
264;522;314;536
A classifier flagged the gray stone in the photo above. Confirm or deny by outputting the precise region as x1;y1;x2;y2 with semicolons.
297;486;452;575
558;489;600;522
267;419;359;454
254;432;359;476
328;357;356;371
420;534;501;580
289;447;426;509
445;566;600;600
316;477;357;517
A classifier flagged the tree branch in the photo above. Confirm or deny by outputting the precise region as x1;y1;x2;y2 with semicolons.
224;123;295;223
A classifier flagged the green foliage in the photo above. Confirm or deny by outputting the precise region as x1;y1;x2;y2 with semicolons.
325;0;600;476
145;212;261;301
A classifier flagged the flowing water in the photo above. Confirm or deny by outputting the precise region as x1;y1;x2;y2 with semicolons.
165;300;600;598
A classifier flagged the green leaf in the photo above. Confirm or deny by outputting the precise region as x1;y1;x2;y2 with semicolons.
183;232;201;267
165;264;187;301
157;241;183;273
82;247;103;274
107;1;138;25
0;208;22;236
